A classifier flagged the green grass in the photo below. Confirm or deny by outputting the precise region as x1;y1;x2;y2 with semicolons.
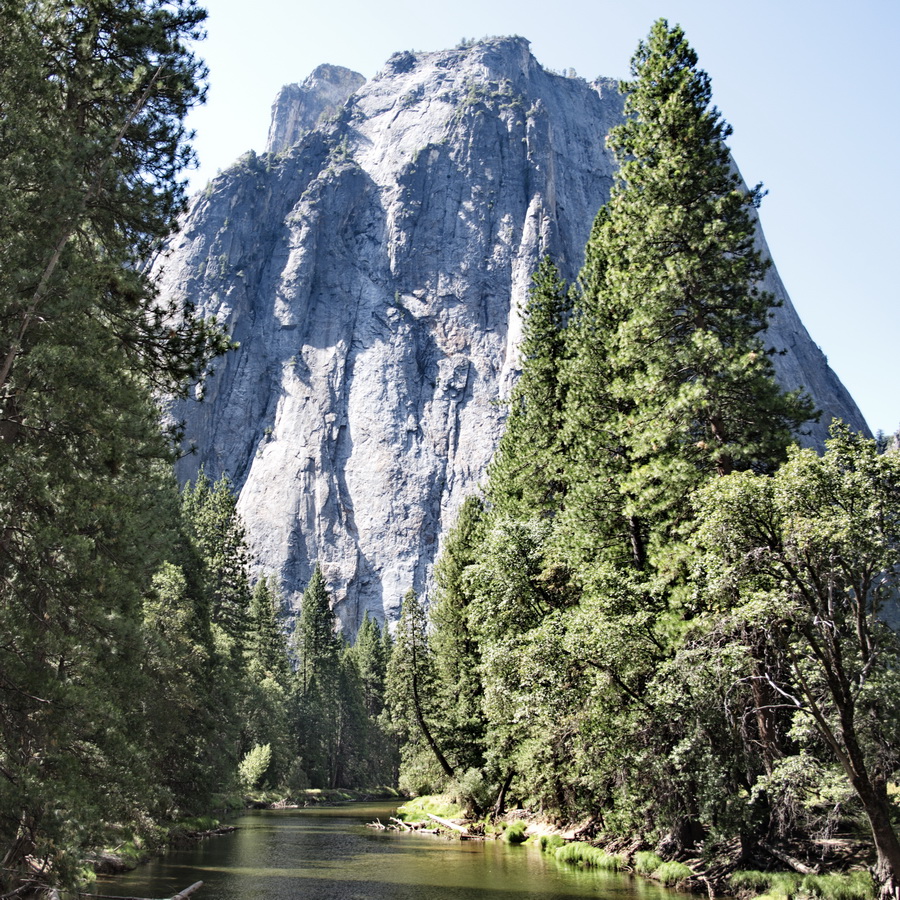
730;871;804;900
538;834;565;853
653;861;694;886
555;841;625;871
728;869;873;900
395;794;464;822
801;873;875;900
633;851;665;875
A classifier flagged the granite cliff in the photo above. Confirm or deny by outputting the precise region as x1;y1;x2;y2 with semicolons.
156;36;869;632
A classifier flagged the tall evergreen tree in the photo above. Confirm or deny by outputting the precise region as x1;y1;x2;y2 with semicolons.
565;19;815;567
293;564;342;787
0;2;226;892
488;257;572;518
181;470;252;653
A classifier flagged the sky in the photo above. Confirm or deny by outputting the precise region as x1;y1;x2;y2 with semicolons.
184;0;899;436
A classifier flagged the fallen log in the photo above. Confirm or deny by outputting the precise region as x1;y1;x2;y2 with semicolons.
759;841;819;875
426;814;469;835
172;882;204;900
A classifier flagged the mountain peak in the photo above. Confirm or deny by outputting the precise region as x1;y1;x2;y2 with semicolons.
266;64;365;154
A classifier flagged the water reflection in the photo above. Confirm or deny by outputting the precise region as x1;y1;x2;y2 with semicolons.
95;803;678;900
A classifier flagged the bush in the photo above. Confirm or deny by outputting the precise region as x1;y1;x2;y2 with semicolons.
555;842;624;871
653;861;694;886
634;851;665;875
504;820;528;844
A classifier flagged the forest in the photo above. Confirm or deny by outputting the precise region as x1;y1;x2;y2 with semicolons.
0;2;898;899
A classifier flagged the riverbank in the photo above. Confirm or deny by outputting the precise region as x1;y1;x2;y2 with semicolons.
391;795;876;900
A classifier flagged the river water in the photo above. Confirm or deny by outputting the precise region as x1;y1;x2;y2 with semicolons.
94;802;678;900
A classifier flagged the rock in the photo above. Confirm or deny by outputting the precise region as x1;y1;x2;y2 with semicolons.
156;37;869;634
266;64;365;154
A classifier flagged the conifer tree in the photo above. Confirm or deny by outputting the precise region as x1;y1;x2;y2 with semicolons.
0;2;226;892
430;497;488;773
293;564;342;787
294;564;340;692
181;470;252;655
566;19;815;565
489;257;572;518
247;576;291;684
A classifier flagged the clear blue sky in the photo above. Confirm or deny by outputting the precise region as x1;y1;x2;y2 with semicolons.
186;0;899;436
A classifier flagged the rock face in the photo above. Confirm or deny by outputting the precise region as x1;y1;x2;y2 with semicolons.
157;37;869;633
265;64;366;154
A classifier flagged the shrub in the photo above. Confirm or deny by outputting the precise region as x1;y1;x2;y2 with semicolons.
654;861;694;886
238;743;272;791
634;851;665;875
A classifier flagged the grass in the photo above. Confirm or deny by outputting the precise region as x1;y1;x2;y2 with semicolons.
538;834;565;853
633;851;665;875
729;870;873;900
395;794;464;822
555;841;625;871
653;860;694;886
801;873;875;900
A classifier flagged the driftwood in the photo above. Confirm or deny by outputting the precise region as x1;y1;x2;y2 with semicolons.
365;818;439;835
759;841;819;875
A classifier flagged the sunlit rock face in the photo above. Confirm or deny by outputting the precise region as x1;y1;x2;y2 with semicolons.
157;37;868;633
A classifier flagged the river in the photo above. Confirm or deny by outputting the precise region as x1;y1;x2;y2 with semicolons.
94;802;680;900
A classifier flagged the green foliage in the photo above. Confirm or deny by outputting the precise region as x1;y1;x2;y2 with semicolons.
693;424;900;879
385;589;454;790
396;794;464;821
238;744;273;791
489;257;572;519
0;1;233;893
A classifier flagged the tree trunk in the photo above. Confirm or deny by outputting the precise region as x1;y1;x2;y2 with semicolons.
493;769;514;818
411;670;454;778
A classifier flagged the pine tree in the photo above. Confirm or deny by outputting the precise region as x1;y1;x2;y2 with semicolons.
430;497;488;773
181;470;252;654
488;257;572;518
0;2;226;891
294;564;340;693
293;564;342;787
247;576;291;685
566;19;815;566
